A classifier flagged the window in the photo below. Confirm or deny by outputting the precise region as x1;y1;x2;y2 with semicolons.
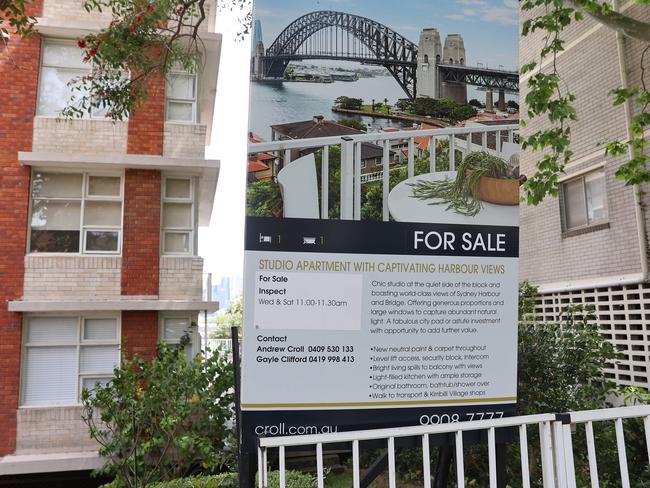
159;314;199;360
21;315;120;406
166;72;197;123
161;176;195;255
30;171;123;253
37;40;110;118
561;170;608;231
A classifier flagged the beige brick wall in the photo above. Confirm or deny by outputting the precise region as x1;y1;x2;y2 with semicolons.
43;0;112;23
23;256;121;300
518;5;650;287
16;406;98;454
159;257;204;300
33;117;127;155
163;123;207;159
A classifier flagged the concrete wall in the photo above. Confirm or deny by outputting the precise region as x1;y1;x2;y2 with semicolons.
23;256;121;300
163;123;207;159
16;406;98;454
32;118;128;155
416;29;442;99
159;257;204;300
518;5;650;287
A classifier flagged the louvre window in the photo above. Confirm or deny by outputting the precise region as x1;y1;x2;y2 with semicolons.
21;315;120;406
159;314;198;360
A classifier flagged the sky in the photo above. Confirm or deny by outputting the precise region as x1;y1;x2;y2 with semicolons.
255;0;519;71
200;0;520;290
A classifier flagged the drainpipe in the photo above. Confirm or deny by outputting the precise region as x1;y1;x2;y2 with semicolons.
613;0;648;282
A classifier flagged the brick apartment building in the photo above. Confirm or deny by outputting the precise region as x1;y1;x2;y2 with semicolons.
519;4;650;386
0;0;221;477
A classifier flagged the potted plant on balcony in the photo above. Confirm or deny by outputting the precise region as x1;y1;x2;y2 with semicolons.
410;151;521;216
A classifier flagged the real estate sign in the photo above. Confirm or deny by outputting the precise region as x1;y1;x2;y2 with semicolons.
242;1;519;452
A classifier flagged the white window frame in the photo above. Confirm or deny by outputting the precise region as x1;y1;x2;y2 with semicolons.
158;312;199;359
37;39;119;119
28;168;124;255
165;70;198;124
161;175;196;256
20;313;121;407
560;168;608;232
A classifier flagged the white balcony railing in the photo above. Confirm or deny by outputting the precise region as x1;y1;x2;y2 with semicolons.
257;404;650;488
248;125;519;222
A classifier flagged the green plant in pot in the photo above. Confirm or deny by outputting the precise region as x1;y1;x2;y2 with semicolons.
410;151;519;216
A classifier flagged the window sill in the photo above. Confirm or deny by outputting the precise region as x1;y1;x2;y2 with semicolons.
562;221;609;239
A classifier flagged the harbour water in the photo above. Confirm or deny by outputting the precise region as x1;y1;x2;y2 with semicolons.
249;76;414;141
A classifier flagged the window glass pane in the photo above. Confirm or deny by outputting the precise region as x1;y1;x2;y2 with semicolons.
42;42;87;69
84;201;121;226
32;173;82;198
81;377;111;393
88;176;121;197
84;318;118;341
163;317;191;341
564;179;588;229
30;230;80;253
22;346;77;405
27;317;78;344
165;178;191;199
163;203;192;228
167;74;195;100
585;172;607;222
79;345;119;373
85;231;119;252
31;200;81;230
37;67;88;116
164;232;190;253
167;101;194;122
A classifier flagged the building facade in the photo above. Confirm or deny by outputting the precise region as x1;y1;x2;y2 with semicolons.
519;3;650;386
0;0;221;477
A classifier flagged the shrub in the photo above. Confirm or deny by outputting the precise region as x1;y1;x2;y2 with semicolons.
83;338;235;488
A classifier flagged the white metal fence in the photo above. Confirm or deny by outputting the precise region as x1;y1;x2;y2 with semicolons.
256;405;650;488
248;125;518;222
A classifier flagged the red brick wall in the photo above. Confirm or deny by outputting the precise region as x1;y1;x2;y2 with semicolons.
127;72;165;156
0;1;43;457
121;168;161;296
121;311;158;361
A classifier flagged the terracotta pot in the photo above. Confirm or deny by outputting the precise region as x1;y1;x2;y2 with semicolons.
477;176;519;206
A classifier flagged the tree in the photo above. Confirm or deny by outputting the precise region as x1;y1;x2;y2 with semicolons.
413;97;477;123
210;295;243;339
468;98;484;109
82;337;235;487
506;100;519;110
338;118;367;131
395;98;414;112
2;0;253;120
521;0;649;205
334;96;363;110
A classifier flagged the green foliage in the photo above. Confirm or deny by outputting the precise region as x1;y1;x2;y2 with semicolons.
394;98;415;112
209;295;243;339
337;118;367;131
147;473;238;488
0;0;37;38
83;337;235;488
260;470;317;488
468;98;484;109
518;280;538;320
334;96;363;110
61;0;209;120
410;151;515;216
506;100;519;110
520;0;650;204
246;180;282;217
413;97;477;123
517;304;618;415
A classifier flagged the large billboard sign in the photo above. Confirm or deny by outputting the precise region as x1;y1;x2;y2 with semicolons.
242;0;520;452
